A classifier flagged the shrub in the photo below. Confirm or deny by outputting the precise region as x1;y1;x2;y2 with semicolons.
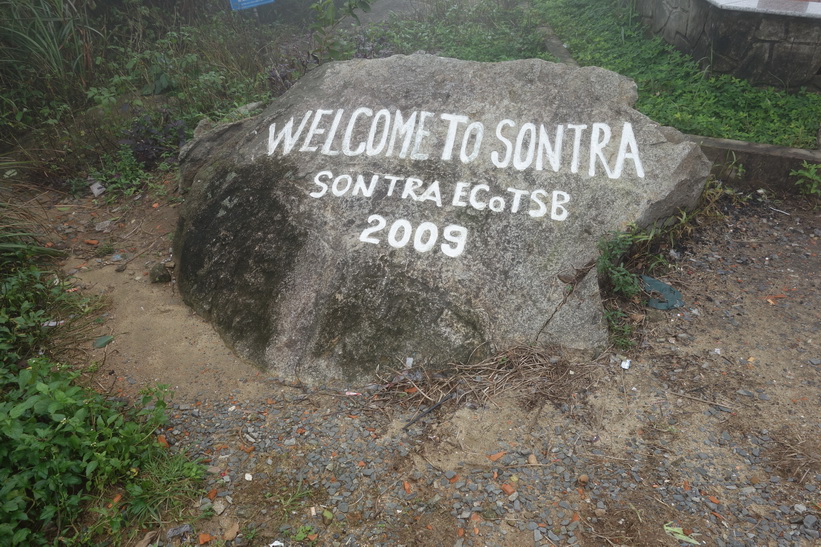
0;207;188;545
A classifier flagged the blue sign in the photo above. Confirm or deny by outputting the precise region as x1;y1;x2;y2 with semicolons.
230;0;275;10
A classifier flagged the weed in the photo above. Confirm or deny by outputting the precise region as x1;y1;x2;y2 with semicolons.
121;112;186;170
289;523;317;542
95;241;115;258
241;525;258;541
604;308;635;349
90;146;149;199
310;0;372;62
597;230;642;299
278;480;313;517
79;450;205;542
790;161;821;198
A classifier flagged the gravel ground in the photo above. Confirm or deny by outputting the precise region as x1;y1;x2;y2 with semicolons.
141;192;821;547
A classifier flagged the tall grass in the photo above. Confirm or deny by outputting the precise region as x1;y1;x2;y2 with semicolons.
0;0;99;102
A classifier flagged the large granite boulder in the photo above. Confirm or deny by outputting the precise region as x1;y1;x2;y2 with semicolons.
174;54;711;384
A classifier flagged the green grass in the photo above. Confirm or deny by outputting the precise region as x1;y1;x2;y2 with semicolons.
534;0;821;149
362;0;556;62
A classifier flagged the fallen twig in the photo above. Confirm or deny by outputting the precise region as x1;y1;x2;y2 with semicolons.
403;392;455;430
670;391;733;411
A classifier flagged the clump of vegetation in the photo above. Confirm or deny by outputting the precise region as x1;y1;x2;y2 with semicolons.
790;161;821;199
535;0;821;149
0;203;204;545
595;179;746;348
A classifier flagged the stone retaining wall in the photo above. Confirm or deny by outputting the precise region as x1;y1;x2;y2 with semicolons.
629;0;821;89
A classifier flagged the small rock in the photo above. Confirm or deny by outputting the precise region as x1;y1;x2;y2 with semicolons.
804;514;818;528
212;499;227;515
166;523;193;539
527;454;538;465
578;474;589;485
149;263;171;283
95;220;113;232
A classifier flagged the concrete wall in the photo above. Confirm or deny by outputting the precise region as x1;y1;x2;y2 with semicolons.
629;0;821;89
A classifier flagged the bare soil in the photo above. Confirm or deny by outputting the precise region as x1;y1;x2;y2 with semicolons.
12;177;820;545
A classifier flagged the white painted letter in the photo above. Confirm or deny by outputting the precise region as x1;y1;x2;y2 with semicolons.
469;184;489;211
567;124;588;174
440;113;469;160
488;196;506;212
300;109;332;152
332;174;353;196
536;124;564;172
452;182;470;207
506;187;529;213
342;107;372;156
353;174;379;197
513;123;536;171
366;109;391;156
551;191;570;221
419;181;443;207
268;111;312;155
411;111;433;160
613;122;645;178
402;178;423;200
321;109;344;156
387;110;417;158
589;123;615;177
309;170;331;198
491;119;515;168
460;122;484;163
529;189;548;218
385;175;403;197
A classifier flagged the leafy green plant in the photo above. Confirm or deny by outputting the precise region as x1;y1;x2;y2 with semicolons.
790;161;821;198
0;357;170;544
278;480;313;517
309;0;372;61
0;213;202;545
597;230;642;299
91;146;149;199
290;523;317;542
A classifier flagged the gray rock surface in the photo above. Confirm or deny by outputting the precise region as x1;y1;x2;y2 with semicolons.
174;54;711;383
